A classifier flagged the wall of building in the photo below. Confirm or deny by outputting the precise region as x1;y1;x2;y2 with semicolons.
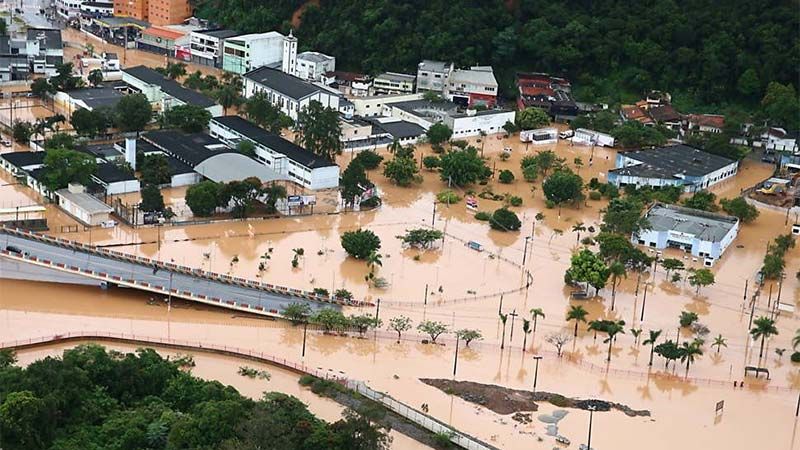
147;0;190;25
57;196;109;226
351;93;422;117
171;172;201;187
104;179;141;195
113;0;147;20
445;110;514;138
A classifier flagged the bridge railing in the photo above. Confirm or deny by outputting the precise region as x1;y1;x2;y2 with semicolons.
0;226;374;308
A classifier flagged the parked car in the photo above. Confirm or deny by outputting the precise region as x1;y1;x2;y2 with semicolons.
5;245;22;254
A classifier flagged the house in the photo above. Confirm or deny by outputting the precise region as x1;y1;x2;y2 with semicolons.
222;31;296;75
0;55;29;82
55;0;86;18
372;72;416;95
686;114;725;135
322;71;372;97
295;51;335;82
446;66;498;108
633;203;739;262
516;72;577;119
209;115;339;190
648;104;682;131
350;93;423;118
92;163;140;194
371;118;426;145
112;0;190;25
416;60;453;93
122;65;223;116
572;128;615;147
0;151;46;180
53;82;130;113
608;144;738;192
242;66;340;121
79;1;114;17
116;138;200;187
25;28;64;76
137;26;188;56
55;183;113;226
620;93;682;130
184;29;241;67
386;99;514;138
764;128;799;153
620;104;654;126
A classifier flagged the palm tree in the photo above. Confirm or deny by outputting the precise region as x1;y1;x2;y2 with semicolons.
566;305;588;337
750;316;779;358
366;251;382;274
499;312;508;349
522;319;531;352
604;322;625;362
643;329;662;366
679;340;704;375
630;328;643;345
388;138;403;155
608;261;626;311
571;222;586;243
479;130;487;157
215;83;243;114
792;329;800;349
711;334;727;354
530;308;545;333
587;320;604;341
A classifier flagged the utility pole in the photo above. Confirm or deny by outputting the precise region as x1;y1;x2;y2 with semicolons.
586;405;597;450
424;283;428;306
532;355;542;395
375;298;381;321
453;336;460;376
431;201;436;225
498;294;504;315
522;236;530;266
640;283;649;322
509;309;519;341
301;320;308;357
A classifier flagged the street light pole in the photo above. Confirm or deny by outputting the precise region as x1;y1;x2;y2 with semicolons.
522;236;530;266
301;321;308;358
587;405;597;450
453;336;459;377
532;355;542;395
509;309;519;341
375;298;381;321
640;283;649;322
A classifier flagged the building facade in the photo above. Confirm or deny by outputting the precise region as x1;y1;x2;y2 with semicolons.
416;60;453;93
295;51;335;81
222;31;292;75
372;72;416;95
445;66;498;107
242;66;340;122
112;0;190;25
186;29;240;67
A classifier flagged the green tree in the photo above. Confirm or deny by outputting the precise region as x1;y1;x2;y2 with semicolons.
0;390;51;449
566;305;588;337
296;100;342;160
426;123;453;150
417;320;448;343
87;68;104;87
366;250;382;274
398;228;443;249
139;153;171;185
70;107;109;137
489;208;521;231
543;169;583;207
219;177;263;218
761;82;800;130
679;340;703;374
750;316;778;358
349;314;382;337
340;229;381;259
711;334;727;353
244;91;294;133
383;155;419;186
720;197;759;223
601;197;649;235
498;169;515;184
353;150;383;170
643;329;662;366
311;308;349;333
115;93;153;133
340;160;372;207
42;148;97;191
139;184;165;213
679;311;699;328
515;107;550;130
237;140;256;157
439;147;488;186
682;190;717;211
161;104;212;132
654;339;682;369
282;302;312;324
608;261;626;309
185;180;221;216
215;83;243;115
387;316;413;343
737;68;760;99
31;78;55;99
611;121;667;148
11;121;33;144
604;321;625;362
50;62;84;91
565;249;610;295
660;258;685;278
163;62;187;80
530;308;545;333
687;268;715;294
455;329;483;347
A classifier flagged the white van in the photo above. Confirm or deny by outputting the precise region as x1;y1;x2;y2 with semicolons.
558;130;574;139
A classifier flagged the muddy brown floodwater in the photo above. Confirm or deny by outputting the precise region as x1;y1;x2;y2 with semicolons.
2;127;800;449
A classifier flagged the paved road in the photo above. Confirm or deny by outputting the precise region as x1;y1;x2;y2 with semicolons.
0;233;338;313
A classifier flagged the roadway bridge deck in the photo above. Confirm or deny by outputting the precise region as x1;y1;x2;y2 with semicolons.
0;228;369;318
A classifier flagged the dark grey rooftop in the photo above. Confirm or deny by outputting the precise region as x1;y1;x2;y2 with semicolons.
211;115;336;169
143;130;233;167
1;151;46;168
243;66;322;100
94;163;137;183
67;83;127;109
621;145;736;178
391;99;458;117
644;203;738;243
196;29;241;39
26;28;62;49
124;65;216;108
375;120;426;139
82;143;123;159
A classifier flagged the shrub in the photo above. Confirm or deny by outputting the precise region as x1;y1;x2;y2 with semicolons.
545;199;556;209
423;155;441;170
549;394;569;407
433;432;454;448
437;190;461;204
589;191;602;201
490;208;521;231
360;196;381;209
353;150;383;170
507;195;523;207
792;352;800;363
679;311;699;327
475;211;491;221
341;229;381;259
498;169;515;183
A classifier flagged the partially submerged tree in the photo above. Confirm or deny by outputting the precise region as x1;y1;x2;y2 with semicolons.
387;316;413;343
455;329;483;347
417;320;448;344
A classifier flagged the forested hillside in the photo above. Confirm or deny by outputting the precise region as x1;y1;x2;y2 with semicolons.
194;0;799;112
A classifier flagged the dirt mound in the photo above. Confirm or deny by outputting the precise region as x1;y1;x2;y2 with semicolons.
420;378;650;417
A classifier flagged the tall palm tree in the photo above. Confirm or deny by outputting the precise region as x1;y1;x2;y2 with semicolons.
215;84;243;114
711;334;727;354
608;261;626;311
499;312;508;349
571;222;586;243
750;316;779;358
643;329;662;366
566;305;588;337
679;340;704;374
587;320;605;341
522;319;531;352
530;308;545;333
366;251;382;274
630;328;643;345
388;138;403;155
604;322;625;362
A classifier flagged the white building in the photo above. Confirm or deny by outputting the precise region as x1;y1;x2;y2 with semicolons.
25;28;63;76
188;29;241;67
416;60;452;93
55;184;113;226
222;30;296;75
372;72;416;95
296;51;335;82
445;66;498;107
122;65;223;116
572;128;615;147
209;116;339;190
351;93;423;118
386;99;514;138
633;203;739;263
79;1;113;16
242;66;340;122
55;0;84;18
92;163;140;195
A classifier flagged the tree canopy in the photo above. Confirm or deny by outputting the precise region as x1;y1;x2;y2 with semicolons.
438;147;489;186
115;94;153;133
161;104;212;133
542;169;584;206
42;148;97;191
341;229;381;259
296;100;342;161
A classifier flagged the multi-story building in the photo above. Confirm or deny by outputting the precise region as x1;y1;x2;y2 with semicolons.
446;66;498;107
416;60;453;93
79;1;114;17
372;72;415;95
321;71;372;97
25;28;64;76
184;29;241;67
136;26;187;55
123;65;223;116
516;72;578;119
295;51;335;81
112;0;190;25
242;66;340;122
222;31;295;75
55;0;85;18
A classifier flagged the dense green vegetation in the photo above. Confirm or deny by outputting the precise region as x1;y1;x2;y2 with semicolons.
0;345;389;450
195;0;799;111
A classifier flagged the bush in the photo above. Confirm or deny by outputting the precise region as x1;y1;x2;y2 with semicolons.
353;150;383;170
433;432;454;448
792;352;800;363
423;155;441;170
498;169;515;183
549;394;569;407
679;311;699;327
589;191;602;201
545;199;556;209
360;196;381;209
490;208;521;231
475;211;491;221
341;229;381;259
507;195;523;207
437;190;461;204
